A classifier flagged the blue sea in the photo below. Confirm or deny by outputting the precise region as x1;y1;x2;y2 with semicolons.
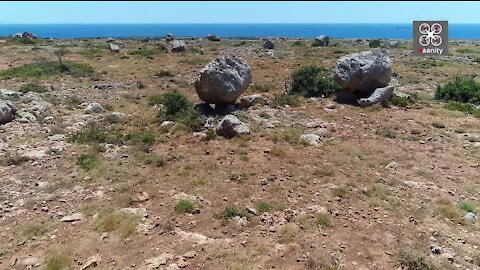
0;23;480;40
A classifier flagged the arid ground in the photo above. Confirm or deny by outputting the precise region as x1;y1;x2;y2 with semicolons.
0;37;480;270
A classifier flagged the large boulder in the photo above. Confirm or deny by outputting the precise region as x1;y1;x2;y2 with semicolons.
263;40;275;49
207;34;221;41
170;40;186;52
165;33;174;42
0;101;16;124
216;114;250;138
314;35;330;46
194;55;252;105
334;49;391;95
108;43;120;53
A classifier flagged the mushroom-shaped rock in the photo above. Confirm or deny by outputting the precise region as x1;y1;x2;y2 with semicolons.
334;49;391;95
194;55;252;105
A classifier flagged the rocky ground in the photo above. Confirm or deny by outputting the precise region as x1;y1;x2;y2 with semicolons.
0;36;479;270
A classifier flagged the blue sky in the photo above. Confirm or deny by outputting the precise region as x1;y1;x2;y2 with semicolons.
0;1;479;24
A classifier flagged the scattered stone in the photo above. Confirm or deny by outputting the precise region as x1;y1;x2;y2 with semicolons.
1;89;20;100
80;254;102;270
0;101;16;124
385;161;399;169
216;114;250;138
183;251;197;259
357;85;394;107
263;39;275;49
42;116;56;125
300;134;321;146
233;216;249;226
389;41;399;48
325;103;336;109
430;244;442;254
239;94;269;108
93;83;121;90
171;40;186;52
21;93;51;118
16;110;36;123
160;121;176;130
108;43;120;53
135;192;150;202
194;55;252;105
206;34;221;41
84;103;105;114
143;255;167;269
60;212;84;222
465;212;476;223
165;33;174;42
106;38;116;43
315;35;330;46
176;229;214;245
120;207;148;218
167;264;180;270
334;49;392;95
23;257;40;267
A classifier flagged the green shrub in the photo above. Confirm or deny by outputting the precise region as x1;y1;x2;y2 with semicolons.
289;66;341;97
77;154;100;171
153;91;203;131
435;76;480;104
155;70;174;78
175;199;194;214
1;61;95;79
255;200;271;213
12;36;35;45
272;93;301;108
203;129;217;141
391;96;409;107
43;248;71;270
233;41;247;47
19;83;47;93
458;201;475;212
221;206;245;219
315;213;332;227
292;40;305;46
445;102;480;117
369;39;382;48
129;48;156;59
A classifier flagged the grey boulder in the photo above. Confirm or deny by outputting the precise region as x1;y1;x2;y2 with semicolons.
207;34;221;41
108;43;120;53
216;114;250;138
0;101;16;124
85;103;105;114
263;40;275;49
171;40;186;52
357;85;394;107
334;49;392;95
1;89;20;100
315;35;330;46
194;55;252;105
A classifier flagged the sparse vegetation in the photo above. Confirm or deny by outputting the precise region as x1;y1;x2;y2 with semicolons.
278;223;300;243
43;247;71;270
397;249;436;270
77;153;100;171
155;70;174;78
314;213;332;227
175;199;194;214
271;93;301;107
152;91;203;131
19;82;47;93
369;39;382;48
221;206;245;219
94;209;140;238
289;65;341;97
255;200;271;213
435;76;480;104
1;60;95;79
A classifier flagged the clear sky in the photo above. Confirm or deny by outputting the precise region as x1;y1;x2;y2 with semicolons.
0;1;479;24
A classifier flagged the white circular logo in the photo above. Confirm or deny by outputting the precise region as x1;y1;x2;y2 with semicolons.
418;22;442;47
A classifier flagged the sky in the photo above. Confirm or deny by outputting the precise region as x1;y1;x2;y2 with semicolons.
0;1;479;24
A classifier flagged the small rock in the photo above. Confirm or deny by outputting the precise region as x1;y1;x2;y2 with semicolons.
430;244;442;254
1;89;20;100
60;213;84;222
325;103;336;109
160;121;176;130
80;254;102;270
385;161;398;169
465;212;476;223
84;103;105;114
216;114;250;138
239;94;269;108
183;251;197;259
108;43;120;53
300;134;321;146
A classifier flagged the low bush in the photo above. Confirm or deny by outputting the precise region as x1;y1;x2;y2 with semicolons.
445;102;480;117
369;39;382;48
1;61;95;79
289;66;341;97
435;76;480;104
19;83;47;93
271;93;301;107
221;206;245;219
153;91;203;131
175;199;194;214
77;154;100;171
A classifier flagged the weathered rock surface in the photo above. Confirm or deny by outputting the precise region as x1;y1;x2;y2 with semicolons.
1;89;20;101
194;55;252;105
357;85;394;107
85;103;105;114
108;43;120;52
238;94;269;108
0;101;16;124
334;49;392;95
216;114;250;138
171;40;186;52
263;40;275;49
207;34;221;41
315;35;330;46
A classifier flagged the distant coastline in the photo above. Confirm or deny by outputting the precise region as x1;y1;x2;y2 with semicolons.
1;23;480;40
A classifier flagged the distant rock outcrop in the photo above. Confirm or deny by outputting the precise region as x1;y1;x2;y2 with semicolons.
170;40;186;52
108;43;120;53
263;39;275;49
194;55;252;105
207;34;221;41
314;35;330;46
334;49;392;95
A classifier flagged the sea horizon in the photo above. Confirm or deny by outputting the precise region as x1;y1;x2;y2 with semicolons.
1;23;480;40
